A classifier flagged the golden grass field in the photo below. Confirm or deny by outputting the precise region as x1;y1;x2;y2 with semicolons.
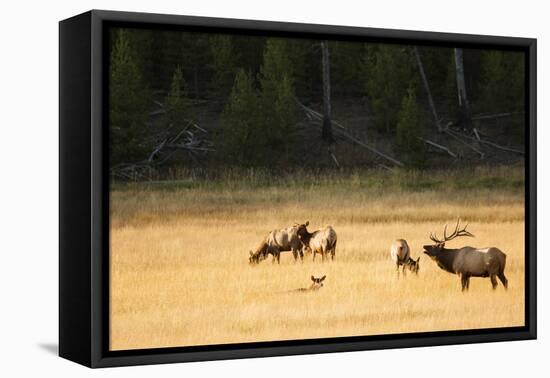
109;168;525;350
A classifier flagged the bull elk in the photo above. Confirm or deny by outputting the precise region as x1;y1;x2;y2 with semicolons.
423;219;508;291
390;239;420;276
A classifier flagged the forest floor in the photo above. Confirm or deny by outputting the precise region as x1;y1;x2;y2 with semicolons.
109;167;525;350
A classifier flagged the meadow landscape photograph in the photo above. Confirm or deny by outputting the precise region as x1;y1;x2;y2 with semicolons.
108;26;526;350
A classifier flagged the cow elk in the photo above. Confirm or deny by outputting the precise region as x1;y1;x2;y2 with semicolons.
390;239;420;276
423;219;508;292
295;222;337;262
249;225;305;265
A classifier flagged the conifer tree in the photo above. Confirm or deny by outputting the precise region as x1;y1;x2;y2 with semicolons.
396;86;425;167
218;69;263;165
363;44;415;134
110;29;150;165
257;38;299;163
480;50;525;113
164;65;190;128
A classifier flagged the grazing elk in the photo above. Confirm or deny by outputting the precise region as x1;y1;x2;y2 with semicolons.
249;226;305;265
295;222;337;262
423;219;508;292
294;275;326;292
390;239;420;276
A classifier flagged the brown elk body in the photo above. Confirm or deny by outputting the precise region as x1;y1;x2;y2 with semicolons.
424;219;508;291
249;226;305;264
295;222;337;262
390;239;420;276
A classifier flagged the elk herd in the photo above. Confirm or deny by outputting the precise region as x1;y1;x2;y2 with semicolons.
249;221;337;264
249;218;509;292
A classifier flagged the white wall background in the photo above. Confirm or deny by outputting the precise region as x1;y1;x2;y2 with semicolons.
0;0;546;376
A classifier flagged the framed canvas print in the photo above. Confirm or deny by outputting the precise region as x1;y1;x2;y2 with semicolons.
59;10;536;368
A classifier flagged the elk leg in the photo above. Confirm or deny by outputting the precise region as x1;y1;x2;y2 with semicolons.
292;250;298;263
402;264;407;277
498;272;508;289
490;274;498;290
312;251;316;262
299;249;304;262
396;262;400;278
461;274;470;291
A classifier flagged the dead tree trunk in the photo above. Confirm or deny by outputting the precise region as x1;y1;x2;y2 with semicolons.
321;41;335;144
454;48;473;131
413;46;442;132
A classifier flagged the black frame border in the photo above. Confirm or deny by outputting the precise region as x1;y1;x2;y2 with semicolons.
60;9;537;368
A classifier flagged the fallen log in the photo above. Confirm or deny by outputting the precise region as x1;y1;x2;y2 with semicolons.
444;129;484;158
296;99;404;167
419;137;457;158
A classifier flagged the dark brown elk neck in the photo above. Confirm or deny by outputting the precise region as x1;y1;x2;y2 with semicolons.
254;238;268;255
433;248;462;274
300;230;318;245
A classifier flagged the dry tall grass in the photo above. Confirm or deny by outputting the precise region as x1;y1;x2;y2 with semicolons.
110;168;525;350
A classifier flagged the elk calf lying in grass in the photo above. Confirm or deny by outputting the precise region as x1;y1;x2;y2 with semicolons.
293;275;326;292
390;239;420;276
424;219;508;291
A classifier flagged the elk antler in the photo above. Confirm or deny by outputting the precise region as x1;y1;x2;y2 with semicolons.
430;218;474;244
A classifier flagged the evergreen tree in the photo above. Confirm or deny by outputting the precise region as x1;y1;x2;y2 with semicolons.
480;50;525;113
164;66;190;128
257;38;299;163
110;29;150;165
396;86;425;167
209;34;239;99
331;41;365;98
363;44;416;134
218;69;263;165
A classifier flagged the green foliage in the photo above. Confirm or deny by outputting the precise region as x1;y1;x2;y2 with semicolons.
108;27;526;171
480;50;525;113
209;35;239;98
363;44;417;134
110;29;150;165
396;87;425;167
257;38;299;163
218;69;263;165
416;47;457;116
218;39;300;167
331;41;365;97
164;66;190;127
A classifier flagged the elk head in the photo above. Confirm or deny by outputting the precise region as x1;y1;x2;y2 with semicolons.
310;275;326;289
406;257;420;274
249;250;267;265
249;250;257;265
423;218;474;258
294;221;310;241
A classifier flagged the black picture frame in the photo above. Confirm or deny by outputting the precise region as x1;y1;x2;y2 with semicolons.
59;9;537;368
